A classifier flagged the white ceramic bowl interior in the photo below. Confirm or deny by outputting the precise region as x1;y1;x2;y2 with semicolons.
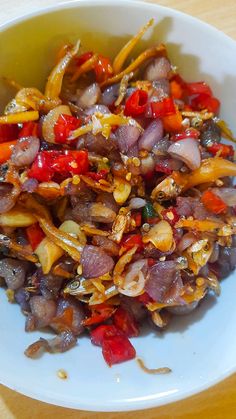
0;0;236;411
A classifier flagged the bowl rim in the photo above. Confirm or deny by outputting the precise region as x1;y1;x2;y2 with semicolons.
0;0;236;411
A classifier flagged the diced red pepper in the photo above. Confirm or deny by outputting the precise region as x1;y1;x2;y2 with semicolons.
102;335;136;366
113;307;139;337
26;223;45;250
137;291;153;304
151;97;176;118
171;127;200;141
207;143;234;158
121;234;143;251
124;89;148;117
28;150;89;182
19;121;39;138
161;207;180;226
147;259;156;268
0;124;18;143
85;169;108;181
90;325;122;346
201;190;227;214
54;114;81;144
191;94;220;114
75;51;94;66
94;54;113;83
82;303;116;327
186;81;213;97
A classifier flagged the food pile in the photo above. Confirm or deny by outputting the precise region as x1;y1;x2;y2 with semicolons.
0;19;236;366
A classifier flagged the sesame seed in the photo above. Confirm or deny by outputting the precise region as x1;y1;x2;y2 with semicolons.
77;265;83;275
159;256;166;262
57;369;68;380
142;223;150;232
132;157;141;167
126;172;132;181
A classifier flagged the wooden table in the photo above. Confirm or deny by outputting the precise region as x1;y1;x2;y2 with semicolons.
0;0;236;417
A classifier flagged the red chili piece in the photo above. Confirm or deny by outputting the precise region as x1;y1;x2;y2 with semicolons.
137;291;154;304
121;234;143;251
113;307;139;337
28;150;89;182
26;223;45;250
0;124;18;143
102;335;136;366
191;94;220;114
19;122;39;138
131;212;142;227
54;114;81;144
124;89;148;117
75;51;94;66
201;190;227;214
186;81;213;96
207;143;234;158
171;127;200;141
161;207;180;226
94;55;113;83
85;169;108;181
151;97;176;118
82;303;116;327
155;162;172;175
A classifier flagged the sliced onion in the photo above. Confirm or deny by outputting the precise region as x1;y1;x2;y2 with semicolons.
42;105;71;143
118;259;148;297
0;183;16;213
208;243;220;263
167;301;199;315
85;104;110;116
168;138;201;170
212;187;236;206
101;84;119;105
138;119;163;151
177;232;197;252
116;125;140;153
0;258;27;290
81;245;114;278
76;83;101;108
11;136;40;167
22;178;39;193
129;197;146;209
29;296;57;328
144;57;171;81
140;154;155;175
152;79;170;96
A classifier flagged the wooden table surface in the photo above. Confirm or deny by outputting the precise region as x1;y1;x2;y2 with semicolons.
0;0;236;417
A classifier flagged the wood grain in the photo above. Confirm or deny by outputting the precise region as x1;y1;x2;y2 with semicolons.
0;0;236;417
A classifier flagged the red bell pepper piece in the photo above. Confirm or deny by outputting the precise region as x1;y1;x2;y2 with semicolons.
26;223;45;250
207;143;234;158
191;94;220;114
28;150;89;182
19;121;39;138
0;140;18;164
90;325;122;346
54;114;81;144
94;55;113;83
124;89;148;117
75;51;94;67
102;335;136;366
201;190;227;214
82;303;116;327
113;307;139;337
161;207;180;226
186;81;212;97
0;124;18;143
121;234;143;251
151;97;176;118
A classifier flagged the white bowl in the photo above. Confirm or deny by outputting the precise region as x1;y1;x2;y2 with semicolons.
0;0;236;412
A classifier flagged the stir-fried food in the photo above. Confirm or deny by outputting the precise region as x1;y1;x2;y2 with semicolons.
1;19;236;367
